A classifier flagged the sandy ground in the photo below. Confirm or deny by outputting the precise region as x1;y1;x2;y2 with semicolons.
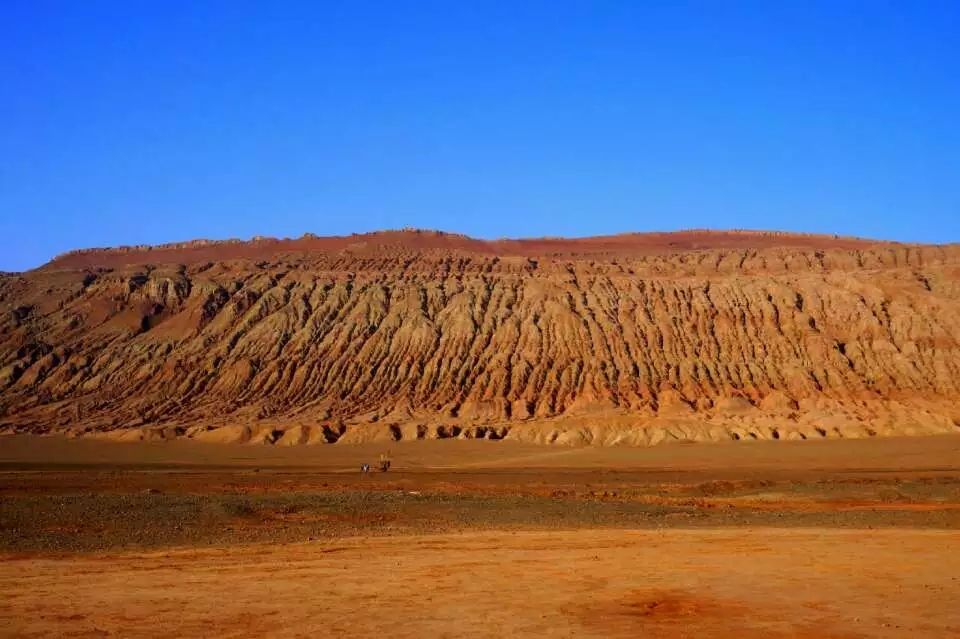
1;528;958;638
2;434;960;637
4;433;960;474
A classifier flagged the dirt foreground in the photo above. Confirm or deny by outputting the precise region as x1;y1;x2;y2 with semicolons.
1;528;957;638
2;435;960;637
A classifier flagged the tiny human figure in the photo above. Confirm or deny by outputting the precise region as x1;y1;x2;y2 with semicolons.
360;463;370;473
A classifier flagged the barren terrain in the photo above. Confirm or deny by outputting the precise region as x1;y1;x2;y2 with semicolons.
3;229;960;637
1;436;959;637
2;229;960;445
4;528;959;639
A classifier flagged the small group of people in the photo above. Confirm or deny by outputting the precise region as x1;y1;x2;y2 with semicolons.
360;453;391;473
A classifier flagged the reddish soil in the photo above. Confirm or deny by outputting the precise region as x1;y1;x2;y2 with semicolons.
44;228;891;270
1;437;959;636
2;529;957;638
4;228;959;447
3;227;960;637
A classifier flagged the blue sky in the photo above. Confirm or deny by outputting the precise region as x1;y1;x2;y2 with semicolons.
2;1;958;270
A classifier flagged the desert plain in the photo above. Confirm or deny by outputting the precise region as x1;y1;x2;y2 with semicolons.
2;434;960;638
3;229;960;637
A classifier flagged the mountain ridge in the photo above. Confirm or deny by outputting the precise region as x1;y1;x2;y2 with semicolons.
3;228;960;446
42;227;907;271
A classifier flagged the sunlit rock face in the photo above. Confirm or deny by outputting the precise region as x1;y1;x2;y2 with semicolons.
3;229;960;445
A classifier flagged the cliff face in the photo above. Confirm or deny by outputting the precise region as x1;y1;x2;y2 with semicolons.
2;230;960;445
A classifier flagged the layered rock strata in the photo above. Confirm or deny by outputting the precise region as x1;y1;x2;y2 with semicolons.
2;229;959;445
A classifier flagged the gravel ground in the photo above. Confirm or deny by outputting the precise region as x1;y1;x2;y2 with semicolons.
3;480;960;553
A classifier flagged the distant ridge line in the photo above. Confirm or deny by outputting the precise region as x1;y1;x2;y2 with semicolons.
52;227;896;262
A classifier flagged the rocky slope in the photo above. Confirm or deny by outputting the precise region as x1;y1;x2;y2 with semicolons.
2;229;960;445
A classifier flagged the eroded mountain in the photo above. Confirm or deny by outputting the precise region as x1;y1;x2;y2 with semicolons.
2;229;959;445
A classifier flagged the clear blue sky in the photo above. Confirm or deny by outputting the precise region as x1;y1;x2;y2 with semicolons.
2;1;958;271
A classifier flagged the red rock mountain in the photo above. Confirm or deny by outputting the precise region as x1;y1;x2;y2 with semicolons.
2;229;959;445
